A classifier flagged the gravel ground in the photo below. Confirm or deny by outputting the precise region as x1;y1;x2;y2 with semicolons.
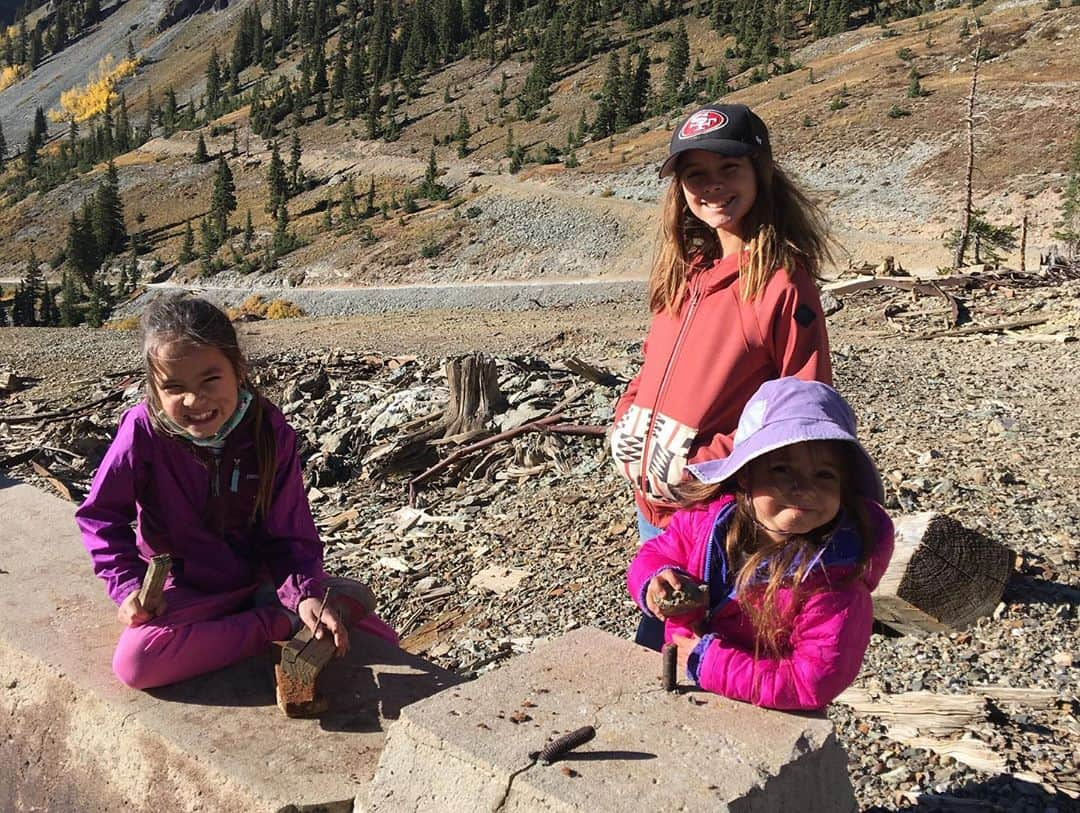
1;276;1078;811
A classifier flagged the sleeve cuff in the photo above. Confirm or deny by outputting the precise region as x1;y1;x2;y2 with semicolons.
112;580;143;607
686;633;717;685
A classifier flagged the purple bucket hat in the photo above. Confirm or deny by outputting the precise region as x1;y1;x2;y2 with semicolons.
687;378;884;503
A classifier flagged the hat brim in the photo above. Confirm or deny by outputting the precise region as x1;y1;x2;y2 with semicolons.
686;417;885;503
658;140;757;178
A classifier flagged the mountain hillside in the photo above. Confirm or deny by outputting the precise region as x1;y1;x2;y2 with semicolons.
0;0;1078;309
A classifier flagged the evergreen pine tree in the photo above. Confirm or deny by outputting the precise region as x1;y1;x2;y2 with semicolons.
421;148;446;199
20;252;43;327
42;284;60;326
141;87;155;142
85;283;106;328
115;262;128;298
205;48;222;116
10;284;26;327
383;85;399;141
162;87;179;135
127;248;141;288
92;161;126;257
907;66;926;98
210;156;237;241
194;133;210;163
455;109;470;157
593;51;622;138
28;25;42;69
33;106;48;144
199;217;217;272
616;50;633;132
331;38;347;99
365;176;376;216
661;19;690;110
628;47;651;125
179;220;196;262
67;208;100;286
287;131;302;193
266;140;288;215
115;93;131;152
243;209;255;251
340;178;357;221
59;271;79;326
272;205;291;254
23;131;39;174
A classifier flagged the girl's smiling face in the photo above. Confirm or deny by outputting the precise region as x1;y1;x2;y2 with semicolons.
740;441;845;544
151;341;240;439
678;149;757;240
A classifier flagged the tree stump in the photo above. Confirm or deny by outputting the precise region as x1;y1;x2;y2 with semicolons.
442;353;505;438
872;513;1015;636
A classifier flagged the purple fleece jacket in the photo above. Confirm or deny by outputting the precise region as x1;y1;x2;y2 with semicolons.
75;399;327;612
627;495;894;710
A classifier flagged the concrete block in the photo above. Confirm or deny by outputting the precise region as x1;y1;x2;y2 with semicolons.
0;479;461;812
369;627;856;812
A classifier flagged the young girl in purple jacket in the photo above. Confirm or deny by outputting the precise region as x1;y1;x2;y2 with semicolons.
76;294;396;690
627;377;894;710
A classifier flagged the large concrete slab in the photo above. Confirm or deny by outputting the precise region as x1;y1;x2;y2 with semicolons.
0;479;461;812
369;627;856;812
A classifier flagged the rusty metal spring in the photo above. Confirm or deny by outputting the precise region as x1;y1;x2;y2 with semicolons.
531;725;596;765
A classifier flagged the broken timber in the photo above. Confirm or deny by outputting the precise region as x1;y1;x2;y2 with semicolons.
442;353;506;438
872;513;1015;636
276;627;336;718
137;554;172;612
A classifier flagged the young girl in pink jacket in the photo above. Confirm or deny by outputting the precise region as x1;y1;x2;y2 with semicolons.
627;377;894;710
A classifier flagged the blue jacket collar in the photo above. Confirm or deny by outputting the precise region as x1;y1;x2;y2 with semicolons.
703;501;862;614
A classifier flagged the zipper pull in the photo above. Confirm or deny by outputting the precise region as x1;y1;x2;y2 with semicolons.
211;451;221;498
230;459;241;493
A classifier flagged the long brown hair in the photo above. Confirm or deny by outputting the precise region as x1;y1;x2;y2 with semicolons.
649;146;833;314
674;440;874;658
141;293;276;523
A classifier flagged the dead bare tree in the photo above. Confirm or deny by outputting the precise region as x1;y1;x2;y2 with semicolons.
953;26;982;269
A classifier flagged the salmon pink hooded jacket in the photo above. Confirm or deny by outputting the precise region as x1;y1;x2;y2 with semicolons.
610;253;832;528
627;495;894;710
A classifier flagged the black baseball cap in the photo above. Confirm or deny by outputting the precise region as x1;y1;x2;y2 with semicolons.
659;103;771;178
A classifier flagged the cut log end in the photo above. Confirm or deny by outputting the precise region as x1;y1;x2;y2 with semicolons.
873;512;1015;635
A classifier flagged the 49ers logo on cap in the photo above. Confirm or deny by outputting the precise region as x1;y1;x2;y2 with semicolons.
678;109;728;140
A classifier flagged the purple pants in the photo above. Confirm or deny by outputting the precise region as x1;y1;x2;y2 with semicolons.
113;584;399;690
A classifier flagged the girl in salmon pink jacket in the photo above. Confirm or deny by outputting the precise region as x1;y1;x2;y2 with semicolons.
627;377;894;710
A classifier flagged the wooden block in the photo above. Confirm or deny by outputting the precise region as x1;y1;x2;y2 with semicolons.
280;626;336;685
274;662;329;718
872;513;1015;636
137;554;172;610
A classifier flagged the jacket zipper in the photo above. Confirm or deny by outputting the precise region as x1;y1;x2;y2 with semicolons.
211;450;222;497
230;458;241;493
640;276;704;498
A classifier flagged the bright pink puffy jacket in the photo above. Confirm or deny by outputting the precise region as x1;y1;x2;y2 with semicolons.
627;495;894;710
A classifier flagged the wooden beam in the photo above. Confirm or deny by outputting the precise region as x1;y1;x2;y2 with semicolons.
872;513;1015;636
137;554;172;612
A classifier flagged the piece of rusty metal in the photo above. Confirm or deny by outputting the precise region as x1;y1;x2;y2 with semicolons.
662;643;678;692
530;725;596;766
